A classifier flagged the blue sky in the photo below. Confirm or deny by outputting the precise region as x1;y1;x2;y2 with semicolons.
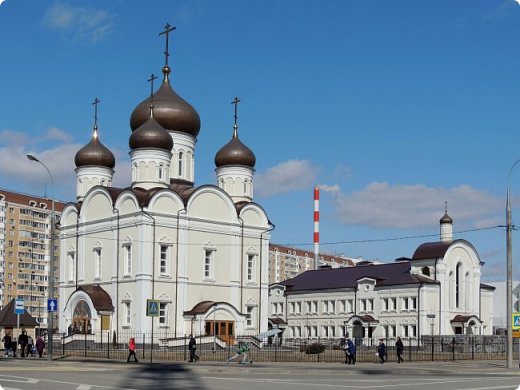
1;0;520;281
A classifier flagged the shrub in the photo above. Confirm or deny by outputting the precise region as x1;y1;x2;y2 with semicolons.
304;342;326;354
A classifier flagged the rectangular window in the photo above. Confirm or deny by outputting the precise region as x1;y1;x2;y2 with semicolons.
94;248;102;279
124;302;131;326
204;249;214;278
68;252;75;281
382;298;388;311
124;245;132;275
159;302;167;325
306;301;312;314
410;297;417;310
402;297;409;310
360;299;366;312
329;301;335;313
296;301;301;314
391;325;396;337
246;306;253;327
391;297;397;311
348;299;353;313
290;302;295;314
160;245;168;274
247;254;255;281
403;325;409;337
368;299;374;312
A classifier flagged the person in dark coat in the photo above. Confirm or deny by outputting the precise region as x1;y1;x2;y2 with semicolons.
2;333;12;357
35;336;45;358
377;339;386;364
347;339;356;365
18;330;28;358
188;335;199;362
395;336;404;363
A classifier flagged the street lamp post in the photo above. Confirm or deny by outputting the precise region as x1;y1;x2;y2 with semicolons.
27;154;55;361
506;158;520;369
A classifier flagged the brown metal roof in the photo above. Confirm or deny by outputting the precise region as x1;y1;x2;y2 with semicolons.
281;261;436;292
183;300;236;316
0;188;66;212
0;299;39;328
77;284;114;313
411;239;477;260
451;315;481;324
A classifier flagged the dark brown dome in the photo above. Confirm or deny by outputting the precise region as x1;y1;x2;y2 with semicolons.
130;66;200;138
75;130;115;169
215;126;256;168
440;212;453;224
129;113;173;151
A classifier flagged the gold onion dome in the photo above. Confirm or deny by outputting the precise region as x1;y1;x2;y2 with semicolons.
75;128;115;169
215;125;256;168
130;66;201;138
129;112;173;151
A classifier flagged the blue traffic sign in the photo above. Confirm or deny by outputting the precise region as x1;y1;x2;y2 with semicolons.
47;298;58;312
14;299;24;315
146;299;159;317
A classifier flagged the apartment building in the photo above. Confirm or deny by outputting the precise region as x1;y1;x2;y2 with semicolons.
269;243;355;284
0;189;65;332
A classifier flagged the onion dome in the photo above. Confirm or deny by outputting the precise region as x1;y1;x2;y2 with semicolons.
215;124;256;168
130;66;201;138
129;107;173;151
440;201;453;224
75;127;115;169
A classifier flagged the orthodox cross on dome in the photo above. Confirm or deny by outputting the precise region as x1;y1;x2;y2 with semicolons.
444;200;448;213
92;97;100;138
231;96;240;127
159;23;176;67
148;73;157;116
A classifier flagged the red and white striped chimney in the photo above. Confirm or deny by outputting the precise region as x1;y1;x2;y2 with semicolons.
314;185;319;269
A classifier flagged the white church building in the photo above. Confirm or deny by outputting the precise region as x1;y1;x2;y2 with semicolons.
269;209;494;341
58;28;272;340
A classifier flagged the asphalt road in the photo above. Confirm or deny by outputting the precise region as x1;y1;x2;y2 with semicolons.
0;358;519;390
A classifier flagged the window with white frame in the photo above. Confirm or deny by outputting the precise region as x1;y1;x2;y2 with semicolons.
247;254;256;282
159;302;168;325
123;244;132;275
306;301;312;314
360;299;366;312
312;301;318;314
391;297;397;311
383;325;389;338
123;301;131;326
403;324;409;337
402;297;409;310
410;325;417;337
278;302;284;315
178;151;184;176
204;249;215;279
290;302;295;314
296;301;302;314
410;297;417;310
382;298;389;311
246;306;254;327
368;299;374;312
94;248;102;279
391;325;396;337
160;245;169;275
329;300;335;313
347;299;353;313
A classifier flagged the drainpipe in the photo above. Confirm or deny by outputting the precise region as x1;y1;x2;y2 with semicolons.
259;224;275;331
434;257;441;335
239;216;244;311
417;282;422;341
113;206;120;342
75;214;79;290
142;209;156;336
174;208;183;337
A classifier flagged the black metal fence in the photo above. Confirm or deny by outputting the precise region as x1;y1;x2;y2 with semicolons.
46;332;518;363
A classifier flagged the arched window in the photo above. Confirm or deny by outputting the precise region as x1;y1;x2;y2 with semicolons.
422;266;430;277
455;263;462;308
178;152;184;177
158;164;164;180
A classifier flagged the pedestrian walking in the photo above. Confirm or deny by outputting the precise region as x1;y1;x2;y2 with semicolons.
18;330;28;358
2;333;12;357
127;337;138;363
188;335;199;362
343;340;350;364
26;335;34;357
35;336;45;358
377;339;386;364
395;336;404;363
347;338;356;365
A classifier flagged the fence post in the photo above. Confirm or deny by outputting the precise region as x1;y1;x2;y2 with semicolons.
471;335;474;360
274;337;278;363
142;333;145;360
84;330;87;357
431;336;434;361
451;337;455;361
107;331;110;359
62;334;65;356
317;336;320;362
183;335;187;362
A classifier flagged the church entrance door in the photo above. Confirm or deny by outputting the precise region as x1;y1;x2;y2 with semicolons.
72;300;92;334
205;320;235;345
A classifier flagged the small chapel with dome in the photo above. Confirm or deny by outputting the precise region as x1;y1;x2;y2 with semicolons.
58;25;272;339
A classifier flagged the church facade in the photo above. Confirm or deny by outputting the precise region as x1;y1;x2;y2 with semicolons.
58;27;272;339
269;210;494;341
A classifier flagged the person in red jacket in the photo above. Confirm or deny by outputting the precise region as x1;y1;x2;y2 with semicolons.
127;337;138;363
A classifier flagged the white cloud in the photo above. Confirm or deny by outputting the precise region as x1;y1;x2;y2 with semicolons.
318;184;341;194
330;182;501;229
0;129;30;146
255;160;319;197
42;2;113;43
42;127;73;143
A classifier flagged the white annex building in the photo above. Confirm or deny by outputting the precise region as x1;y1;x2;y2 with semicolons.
269;209;494;341
58;27;272;340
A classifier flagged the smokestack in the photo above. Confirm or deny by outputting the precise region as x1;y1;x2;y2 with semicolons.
314;185;319;269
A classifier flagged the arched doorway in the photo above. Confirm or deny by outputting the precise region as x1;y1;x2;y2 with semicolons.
72;300;92;334
353;320;364;341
